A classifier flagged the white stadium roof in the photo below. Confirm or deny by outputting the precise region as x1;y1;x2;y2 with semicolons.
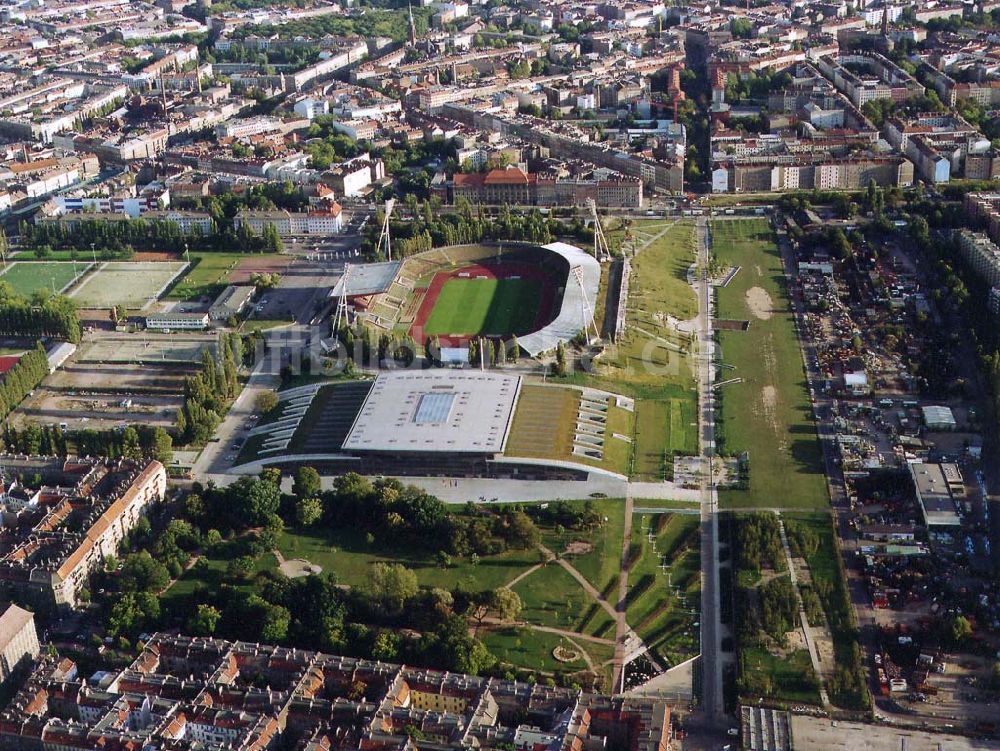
518;242;601;357
330;261;401;298
342;371;522;454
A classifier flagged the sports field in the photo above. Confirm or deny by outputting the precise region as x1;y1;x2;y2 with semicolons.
711;218;828;510
423;277;541;337
0;261;89;295
70;261;188;308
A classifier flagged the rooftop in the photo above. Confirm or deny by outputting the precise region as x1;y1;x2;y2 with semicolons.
342;371;522;454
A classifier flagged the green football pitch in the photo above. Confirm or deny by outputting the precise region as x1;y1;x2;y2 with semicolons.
0;262;87;295
423;277;541;336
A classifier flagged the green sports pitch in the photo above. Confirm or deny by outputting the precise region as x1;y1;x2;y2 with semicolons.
422;277;541;337
0;262;88;295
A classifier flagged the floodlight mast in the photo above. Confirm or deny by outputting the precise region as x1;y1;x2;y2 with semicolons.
573;265;599;343
376;199;395;261
334;264;351;333
588;198;611;262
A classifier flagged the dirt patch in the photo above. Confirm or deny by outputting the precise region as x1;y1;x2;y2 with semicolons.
762;385;776;411
746;286;774;320
279;557;323;578
134;251;183;262
230;256;295;283
762;385;779;435
564;540;594;556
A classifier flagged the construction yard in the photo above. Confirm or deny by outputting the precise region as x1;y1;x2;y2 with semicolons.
9;332;214;431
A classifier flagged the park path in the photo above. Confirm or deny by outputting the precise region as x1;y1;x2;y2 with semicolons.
776;514;831;707
504;560;546;590
478;616;615;648
537;544;619;622
611;492;635;692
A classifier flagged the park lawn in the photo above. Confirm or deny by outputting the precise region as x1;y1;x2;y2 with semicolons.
161;551;277;615
741;646;823;705
625;514;701;665
241;318;292;332
785;511;862;708
167;253;279;301
539;499;625;600
633;397;698;480
423;277;541;336
632;499;701;510
480;626;614;682
505;386;634;477
0;261;87;295
629;221;698;320
276;526;539;591
512;563;608;633
711;219;828;510
548;374;700;481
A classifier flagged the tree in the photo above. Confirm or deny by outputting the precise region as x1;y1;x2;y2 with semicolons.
259;602;290;642
255;390;279;414
372;629;402;661
150;427;173;464
121;426;142;460
506;510;540;549
948;615;972;645
491;587;522;623
119;552;170;593
296;497;323;527
555;341;567;376
228;476;281;528
292;466;322;499
362;562;418;615
187;604;221;635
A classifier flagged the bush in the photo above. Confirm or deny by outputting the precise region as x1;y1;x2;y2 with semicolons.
255;390;279;414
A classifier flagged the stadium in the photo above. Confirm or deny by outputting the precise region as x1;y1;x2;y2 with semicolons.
329;242;601;357
239;370;635;480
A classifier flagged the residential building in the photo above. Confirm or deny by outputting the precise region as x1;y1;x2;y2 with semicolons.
0;460;167;608
957;230;1000;287
0;604;39;688
235;205;343;236
0;632;673;751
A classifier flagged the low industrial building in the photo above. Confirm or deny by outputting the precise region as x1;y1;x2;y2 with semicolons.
909;461;961;528
209;285;255;321
144;312;209;331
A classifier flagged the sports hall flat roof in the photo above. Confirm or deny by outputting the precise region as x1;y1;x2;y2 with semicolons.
342;371;522;454
330;261;402;298
518;242;600;357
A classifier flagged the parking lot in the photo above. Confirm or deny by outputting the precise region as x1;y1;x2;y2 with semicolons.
789;714;1000;750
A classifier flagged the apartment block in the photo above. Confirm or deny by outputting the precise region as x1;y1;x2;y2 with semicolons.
0;633;673;751
0;460;167;609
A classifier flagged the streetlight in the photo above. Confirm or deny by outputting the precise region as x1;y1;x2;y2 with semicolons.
90;242;97;266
